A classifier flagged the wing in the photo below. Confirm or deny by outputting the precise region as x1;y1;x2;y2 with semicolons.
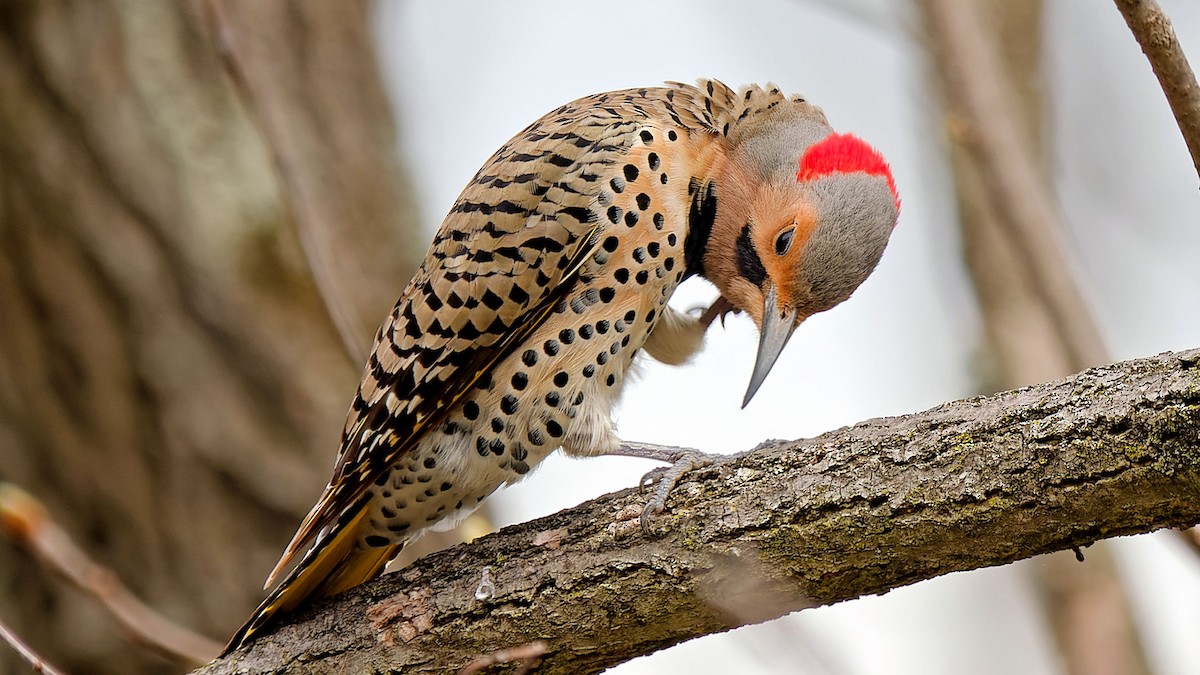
268;84;730;577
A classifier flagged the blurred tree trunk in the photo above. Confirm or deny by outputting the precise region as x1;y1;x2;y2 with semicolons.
919;1;1151;674
0;1;427;672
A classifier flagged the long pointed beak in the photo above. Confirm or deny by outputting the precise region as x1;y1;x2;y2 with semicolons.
742;286;799;408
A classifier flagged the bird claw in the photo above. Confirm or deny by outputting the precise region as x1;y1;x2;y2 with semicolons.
638;466;667;492
637;449;717;536
692;296;740;329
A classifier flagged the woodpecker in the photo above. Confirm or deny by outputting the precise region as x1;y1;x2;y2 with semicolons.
223;79;898;653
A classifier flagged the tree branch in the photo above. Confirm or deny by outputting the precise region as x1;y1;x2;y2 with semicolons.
199;348;1200;674
1114;0;1200;183
920;0;1109;368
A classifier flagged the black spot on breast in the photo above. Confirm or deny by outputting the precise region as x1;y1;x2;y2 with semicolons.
559;328;575;344
501;395;519;415
546;420;564;437
607;206;622;224
528;428;545;445
633;247;647;263
489;438;505;455
476;436;489;455
579;324;594;339
660;173;668;185
624;211;638;227
610;176;626;193
653;213;664;230
596;320;610;334
668;129;679;141
736;222;768;287
647;153;660;171
597;351;608;365
423;457;436;469
667;233;678;246
599;287;616;303
491;417;505;433
545;391;560;406
646;309;657;324
603;236;619;252
635;270;649;285
623;164;639;181
365;535;390;547
544;339;560;356
624;310;636;323
582;364;596;378
636;193;651;210
640;130;654;143
553;371;569;387
664;257;675;271
522;349;538;366
463;401;480;420
511;445;528;461
647;242;660;258
573;391;585;405
512;372;528;390
606;374;616;386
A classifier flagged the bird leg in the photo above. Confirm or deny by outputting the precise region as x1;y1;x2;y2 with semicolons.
606;442;722;534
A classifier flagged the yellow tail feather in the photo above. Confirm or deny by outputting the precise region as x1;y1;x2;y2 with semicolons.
222;508;401;656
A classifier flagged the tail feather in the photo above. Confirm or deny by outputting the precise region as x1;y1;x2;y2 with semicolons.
222;506;401;656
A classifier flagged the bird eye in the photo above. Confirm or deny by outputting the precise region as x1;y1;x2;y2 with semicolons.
774;228;795;255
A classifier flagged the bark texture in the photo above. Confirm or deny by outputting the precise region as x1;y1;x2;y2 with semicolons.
198;348;1200;675
0;2;422;673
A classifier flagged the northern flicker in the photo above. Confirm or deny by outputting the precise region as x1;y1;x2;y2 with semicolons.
223;79;899;653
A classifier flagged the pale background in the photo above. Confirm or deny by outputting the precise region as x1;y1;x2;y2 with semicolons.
373;2;1200;673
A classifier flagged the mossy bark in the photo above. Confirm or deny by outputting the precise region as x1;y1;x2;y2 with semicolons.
200;348;1200;675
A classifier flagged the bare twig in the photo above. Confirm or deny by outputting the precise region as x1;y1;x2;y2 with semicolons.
0;616;65;675
458;640;548;675
0;484;222;666
920;0;1108;369
1114;0;1200;182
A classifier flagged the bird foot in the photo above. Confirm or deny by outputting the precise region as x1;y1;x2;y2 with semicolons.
609;442;721;535
693;295;740;328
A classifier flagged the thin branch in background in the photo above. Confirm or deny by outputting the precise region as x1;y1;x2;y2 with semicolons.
0;484;222;666
0;616;65;675
917;2;1157;673
458;640;548;675
1114;0;1200;182
201;0;368;366
919;0;1108;369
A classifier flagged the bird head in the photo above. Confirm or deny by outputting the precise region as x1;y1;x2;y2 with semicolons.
703;107;900;407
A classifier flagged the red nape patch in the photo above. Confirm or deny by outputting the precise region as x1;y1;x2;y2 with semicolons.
797;133;900;213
